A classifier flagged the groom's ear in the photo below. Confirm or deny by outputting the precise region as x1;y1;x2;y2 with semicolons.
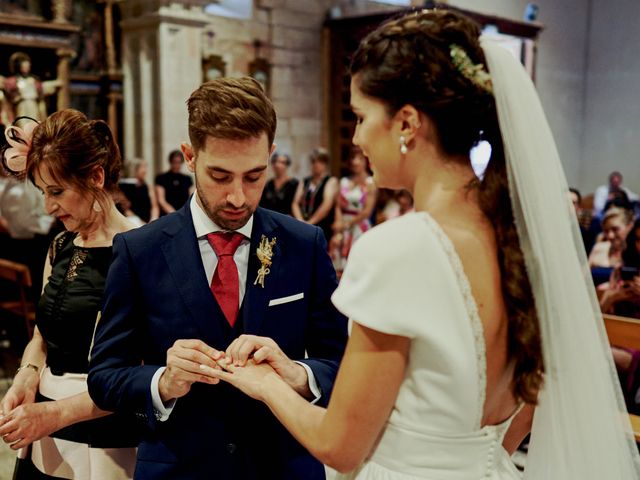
181;143;196;173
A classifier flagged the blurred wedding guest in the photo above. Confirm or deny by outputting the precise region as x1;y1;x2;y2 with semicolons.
0;173;55;298
570;187;598;254
155;149;193;215
374;189;414;224
588;206;634;269
259;151;299;215
119;158;159;224
593;171;638;218
0;110;137;479
330;147;376;271
395;189;414;216
598;220;640;313
292;147;338;244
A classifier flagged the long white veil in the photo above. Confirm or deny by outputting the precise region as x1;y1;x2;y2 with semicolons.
480;37;640;479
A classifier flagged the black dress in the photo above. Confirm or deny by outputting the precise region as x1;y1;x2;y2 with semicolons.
27;232;138;478
155;171;192;213
260;177;299;215
119;180;152;222
301;175;335;244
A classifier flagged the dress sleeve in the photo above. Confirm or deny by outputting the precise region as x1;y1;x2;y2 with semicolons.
331;216;431;338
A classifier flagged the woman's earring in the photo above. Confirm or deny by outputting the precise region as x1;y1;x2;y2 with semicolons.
399;136;408;155
93;200;102;213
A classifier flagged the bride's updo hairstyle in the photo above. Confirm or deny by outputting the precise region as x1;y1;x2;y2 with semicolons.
26;109;122;214
351;9;543;403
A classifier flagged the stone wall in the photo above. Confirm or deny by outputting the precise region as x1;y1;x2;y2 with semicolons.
201;0;412;178
202;1;324;178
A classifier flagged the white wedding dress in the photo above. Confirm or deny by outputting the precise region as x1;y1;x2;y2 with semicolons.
331;211;522;480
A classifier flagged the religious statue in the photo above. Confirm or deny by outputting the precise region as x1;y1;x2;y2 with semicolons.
0;77;11;126
2;52;61;122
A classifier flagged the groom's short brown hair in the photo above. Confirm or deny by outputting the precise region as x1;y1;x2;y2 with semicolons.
186;76;276;152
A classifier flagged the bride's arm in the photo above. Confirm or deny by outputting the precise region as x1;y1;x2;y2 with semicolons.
502;403;535;455
207;322;409;473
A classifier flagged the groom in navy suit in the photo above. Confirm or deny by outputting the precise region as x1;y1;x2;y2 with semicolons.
88;77;348;479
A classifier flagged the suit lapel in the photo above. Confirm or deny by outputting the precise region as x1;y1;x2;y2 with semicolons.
160;204;225;345
242;208;281;334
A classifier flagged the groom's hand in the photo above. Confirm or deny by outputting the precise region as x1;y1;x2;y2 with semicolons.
159;339;224;402
225;335;312;399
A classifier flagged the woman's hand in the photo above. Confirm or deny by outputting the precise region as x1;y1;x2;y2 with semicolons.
200;359;285;402
1;369;39;414
0;401;62;450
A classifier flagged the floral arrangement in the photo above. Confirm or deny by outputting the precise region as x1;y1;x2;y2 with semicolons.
254;235;277;288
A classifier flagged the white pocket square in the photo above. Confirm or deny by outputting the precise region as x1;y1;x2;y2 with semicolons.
268;292;304;306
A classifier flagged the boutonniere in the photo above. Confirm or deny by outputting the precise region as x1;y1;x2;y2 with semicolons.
254;235;277;288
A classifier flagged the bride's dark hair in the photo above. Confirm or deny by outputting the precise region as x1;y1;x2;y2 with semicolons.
350;9;543;403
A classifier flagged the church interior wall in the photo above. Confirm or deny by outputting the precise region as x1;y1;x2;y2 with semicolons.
580;0;640;194
449;0;590;191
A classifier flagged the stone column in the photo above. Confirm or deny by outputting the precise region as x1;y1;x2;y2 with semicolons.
55;48;74;111
100;0;119;74
120;1;209;179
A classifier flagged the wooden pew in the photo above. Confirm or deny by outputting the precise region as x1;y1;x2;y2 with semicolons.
602;313;640;442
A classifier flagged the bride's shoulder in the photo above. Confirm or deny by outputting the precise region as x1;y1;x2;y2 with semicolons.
350;212;435;260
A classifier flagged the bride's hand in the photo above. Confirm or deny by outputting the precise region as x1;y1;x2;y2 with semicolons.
200;358;284;401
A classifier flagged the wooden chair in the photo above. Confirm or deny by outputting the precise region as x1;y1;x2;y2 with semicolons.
582;193;595;212
0;258;36;340
603;313;640;441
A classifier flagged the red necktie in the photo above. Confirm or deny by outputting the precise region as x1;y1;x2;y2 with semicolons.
207;232;244;327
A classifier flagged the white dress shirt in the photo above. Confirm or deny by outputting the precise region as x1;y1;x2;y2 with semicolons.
151;194;320;420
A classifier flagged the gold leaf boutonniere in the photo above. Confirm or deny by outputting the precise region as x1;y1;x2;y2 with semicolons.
254;235;277;288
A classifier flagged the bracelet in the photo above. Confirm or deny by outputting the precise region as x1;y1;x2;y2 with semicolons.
16;363;40;375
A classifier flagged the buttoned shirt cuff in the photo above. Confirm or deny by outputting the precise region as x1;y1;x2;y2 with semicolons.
151;366;176;421
294;361;321;405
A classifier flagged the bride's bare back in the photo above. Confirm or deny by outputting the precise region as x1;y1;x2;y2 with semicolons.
436;207;521;427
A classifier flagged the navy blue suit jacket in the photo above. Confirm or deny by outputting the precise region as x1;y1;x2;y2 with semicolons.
88;204;348;479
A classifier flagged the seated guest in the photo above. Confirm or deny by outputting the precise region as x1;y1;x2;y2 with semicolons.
600;221;640;412
570;187;599;254
259;151;299;215
603;189;633;213
588;206;634;269
0;110;137;478
623;219;640;268
292;147;338;244
599;220;640;316
593;171;638;218
119;158;159;224
155;149;193;215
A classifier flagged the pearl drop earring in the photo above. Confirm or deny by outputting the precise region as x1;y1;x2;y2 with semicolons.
399;136;408;155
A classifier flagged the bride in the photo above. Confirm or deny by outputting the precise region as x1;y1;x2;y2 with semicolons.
201;9;640;479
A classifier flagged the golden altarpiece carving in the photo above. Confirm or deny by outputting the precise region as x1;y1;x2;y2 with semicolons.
0;0;123;145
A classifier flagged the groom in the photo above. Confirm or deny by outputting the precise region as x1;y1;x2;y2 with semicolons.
88;77;348;479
